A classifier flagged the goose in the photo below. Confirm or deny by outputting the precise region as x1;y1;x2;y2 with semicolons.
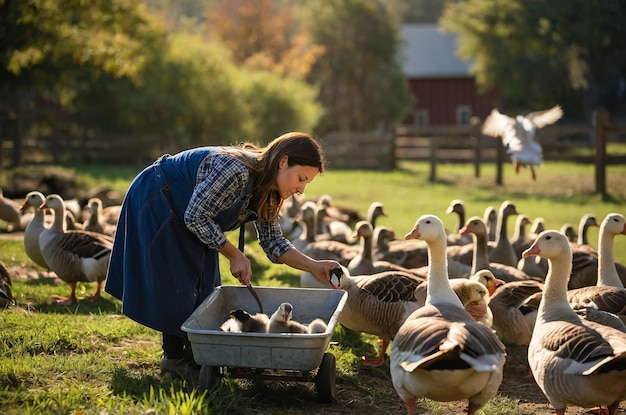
367;201;387;228
0;187;22;232
445;199;473;246
279;193;304;239
347;220;422;277
38;194;114;305
221;308;269;333
267;302;308;333
489;200;519;267
83;197;116;237
530;217;546;235
483;205;497;242
510;214;533;259
459;216;538;283
316;194;363;224
20;191;52;270
481;105;563;180
488;279;545;345
559;223;577;242
0;259;15;308
330;266;425;367
576;213;599;246
390;214;506;415
522;230;626;415
568;212;626;289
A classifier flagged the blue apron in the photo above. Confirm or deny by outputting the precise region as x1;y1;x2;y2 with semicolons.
105;147;254;336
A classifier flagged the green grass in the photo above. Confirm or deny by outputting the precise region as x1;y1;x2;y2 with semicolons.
1;159;625;414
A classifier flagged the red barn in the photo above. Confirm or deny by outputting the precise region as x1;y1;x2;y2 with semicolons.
400;24;502;126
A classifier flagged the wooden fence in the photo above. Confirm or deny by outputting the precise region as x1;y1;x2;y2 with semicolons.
393;110;626;196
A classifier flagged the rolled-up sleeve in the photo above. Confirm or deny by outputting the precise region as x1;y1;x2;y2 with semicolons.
184;154;249;249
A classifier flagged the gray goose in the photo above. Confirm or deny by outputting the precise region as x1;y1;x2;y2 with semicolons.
444;199;472;246
20;191;51;271
347;221;422;277
83;197;117;237
38;194;113;305
489;200;519;267
330;266;425;367
0;187;22;232
459;216;538;283
483;205;497;242
391;214;506;415
523;230;626;415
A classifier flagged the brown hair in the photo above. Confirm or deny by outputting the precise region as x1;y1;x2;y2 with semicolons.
229;132;325;222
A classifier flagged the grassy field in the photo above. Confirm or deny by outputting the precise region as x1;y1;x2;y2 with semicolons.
1;159;626;415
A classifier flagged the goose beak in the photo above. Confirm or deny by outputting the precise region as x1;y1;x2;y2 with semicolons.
522;242;540;258
405;225;419;240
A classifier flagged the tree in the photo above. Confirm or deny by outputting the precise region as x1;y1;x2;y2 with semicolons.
302;0;414;132
440;0;626;119
0;0;161;165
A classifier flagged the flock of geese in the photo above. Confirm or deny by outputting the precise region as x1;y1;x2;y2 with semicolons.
0;189;120;306
3;186;626;415
278;195;626;415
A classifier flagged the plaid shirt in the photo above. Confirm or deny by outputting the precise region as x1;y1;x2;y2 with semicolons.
183;150;293;263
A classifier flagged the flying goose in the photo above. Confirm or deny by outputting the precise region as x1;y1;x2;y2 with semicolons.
330;266;425;367
523;230;626;415
38;194;114;305
390;214;506;415
481;105;563;180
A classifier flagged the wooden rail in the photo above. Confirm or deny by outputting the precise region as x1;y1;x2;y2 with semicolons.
393;110;626;196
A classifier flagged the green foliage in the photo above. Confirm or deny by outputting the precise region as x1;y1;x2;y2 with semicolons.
440;0;626;117
303;0;414;132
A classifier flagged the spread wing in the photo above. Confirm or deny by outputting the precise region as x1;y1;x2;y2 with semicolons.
481;108;514;139
525;105;563;129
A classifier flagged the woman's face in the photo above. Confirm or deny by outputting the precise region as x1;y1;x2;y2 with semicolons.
274;155;319;199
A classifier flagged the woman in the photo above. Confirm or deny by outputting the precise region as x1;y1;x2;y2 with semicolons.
105;132;341;383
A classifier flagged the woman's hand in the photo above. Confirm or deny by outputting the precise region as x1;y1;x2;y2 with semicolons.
310;260;342;285
219;241;252;286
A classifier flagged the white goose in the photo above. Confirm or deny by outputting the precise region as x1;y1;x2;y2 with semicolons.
20;191;51;270
38;194;114;305
330;266;425;367
390;215;506;415
481;105;563;180
523;230;626;415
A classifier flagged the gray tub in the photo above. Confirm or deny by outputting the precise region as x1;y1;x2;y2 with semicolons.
181;285;347;372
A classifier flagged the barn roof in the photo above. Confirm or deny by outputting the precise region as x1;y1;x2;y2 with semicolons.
400;23;472;78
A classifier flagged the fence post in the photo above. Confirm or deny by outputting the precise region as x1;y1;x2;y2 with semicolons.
495;137;504;185
593;110;608;197
429;136;437;182
472;119;481;178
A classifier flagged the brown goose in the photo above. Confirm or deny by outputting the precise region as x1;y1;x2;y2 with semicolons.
330;266;425;367
483;205;498;242
83;197;117;237
445;199;473;246
0;187;22;232
489;200;519;267
38;194;113;305
459;216;538;283
0;259;15;308
523;230;626;415
391;214;506;415
347;221;422;277
510;214;533;259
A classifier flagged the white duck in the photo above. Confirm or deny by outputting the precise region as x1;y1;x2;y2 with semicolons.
38;194;114;305
20;191;51;270
481;105;563;180
330;266;425;367
522;230;626;415
390;215;506;415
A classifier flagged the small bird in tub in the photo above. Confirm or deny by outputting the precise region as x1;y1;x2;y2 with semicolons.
220;308;269;333
268;302;328;334
268;303;307;333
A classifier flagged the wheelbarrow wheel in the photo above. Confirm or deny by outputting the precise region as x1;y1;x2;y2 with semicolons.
315;352;336;403
198;365;220;391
